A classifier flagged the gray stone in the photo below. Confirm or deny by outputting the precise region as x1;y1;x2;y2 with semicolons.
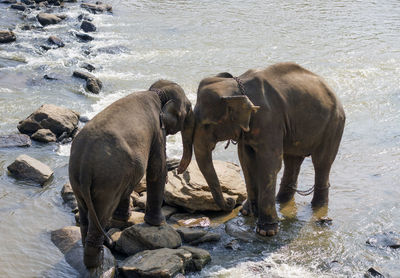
61;183;78;211
7;154;53;185
0;134;31;148
76;32;94;41
10;3;26;11
86;77;101;94
18;104;80;138
36;13;63;26
189;232;221;245
81;2;112;14
48;35;64;47
116;223;181;256
118;248;191;278
80;62;95;72
77;13;93;22
161;205;178;220
366;267;385;278
175;227;207;243
31;128;57;142
0;31;16;43
165;160;246;212
81;20;96;32
50;226;81;253
179;246;211;271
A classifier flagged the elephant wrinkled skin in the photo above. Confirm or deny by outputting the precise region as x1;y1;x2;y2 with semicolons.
181;62;345;237
69;80;194;268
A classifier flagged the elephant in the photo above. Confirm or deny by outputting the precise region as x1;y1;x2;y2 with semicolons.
68;80;194;268
178;62;345;237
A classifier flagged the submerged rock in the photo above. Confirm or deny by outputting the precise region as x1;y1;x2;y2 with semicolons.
81;2;112;14
175;227;207;243
0;134;31;148
81;20;96;32
31;128;57;142
72;70;102;94
366;232;400;249
36;13;63;26
0;30;16;43
165;160;246;212
7;154;53;185
116;223;181;256
80;62;95;72
179;246;211;271
48;35;64;47
17;104;80;140
118;248;191;278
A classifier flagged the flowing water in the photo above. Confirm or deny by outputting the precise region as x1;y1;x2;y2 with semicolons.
1;0;400;277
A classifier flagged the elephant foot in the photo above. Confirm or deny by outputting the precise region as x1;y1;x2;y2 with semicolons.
311;187;329;208
311;197;329;208
240;199;257;216
84;243;104;269
144;211;165;226
256;222;279;237
223;197;236;212
276;188;295;204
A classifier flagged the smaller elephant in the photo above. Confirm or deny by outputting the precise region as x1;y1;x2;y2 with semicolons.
180;62;345;237
69;80;194;268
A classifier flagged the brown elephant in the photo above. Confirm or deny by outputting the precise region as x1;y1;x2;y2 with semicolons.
178;62;345;237
69;80;194;268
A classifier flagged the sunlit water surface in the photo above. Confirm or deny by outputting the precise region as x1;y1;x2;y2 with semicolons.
1;0;399;277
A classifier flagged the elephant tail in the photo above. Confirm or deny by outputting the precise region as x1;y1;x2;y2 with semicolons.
80;173;114;248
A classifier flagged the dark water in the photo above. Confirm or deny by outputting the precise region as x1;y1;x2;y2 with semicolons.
1;0;400;277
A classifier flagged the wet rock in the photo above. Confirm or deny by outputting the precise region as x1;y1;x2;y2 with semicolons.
77;13;93;22
36;13;63;26
31;128;57;142
175;227;207;243
225;218;259;242
80;20;96;32
81;2;112;14
75;32;94;41
51;226;116;278
365;267;385;277
315;216;333;226
0;134;31;148
48;35;64;47
80;62;95;72
43;74;59;80
21;0;34;4
225;239;240;250
169;213;210;227
118;248;191;278
165;160;246;212
0;30;16;43
162;205;178;220
116;223;181;256
10;3;26;11
1;0;17;3
179;246;211;271
7;154;53;185
18;104;80;139
72;71;102;94
131;191;146;210
61;183;78;211
40;44;58;51
108;211;144;230
366;232;400;249
79;115;90;123
189;232;221;245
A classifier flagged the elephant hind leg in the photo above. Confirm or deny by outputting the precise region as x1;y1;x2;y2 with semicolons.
276;154;305;204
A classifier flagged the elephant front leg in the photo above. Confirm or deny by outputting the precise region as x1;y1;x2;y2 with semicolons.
276;154;305;203
256;150;282;236
112;193;131;221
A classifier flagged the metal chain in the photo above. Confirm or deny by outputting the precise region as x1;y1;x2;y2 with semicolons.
232;76;246;95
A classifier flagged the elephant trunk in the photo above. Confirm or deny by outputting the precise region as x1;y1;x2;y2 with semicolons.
193;133;235;212
177;109;195;174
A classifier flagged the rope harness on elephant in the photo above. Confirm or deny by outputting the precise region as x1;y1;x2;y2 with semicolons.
224;76;246;149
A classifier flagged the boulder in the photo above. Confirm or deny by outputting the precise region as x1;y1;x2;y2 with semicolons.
72;71;102;94
48;35;64;47
175;227;207;243
0;31;16;43
116;223;181;256
81;2;112;14
10;3;26;11
81;20;96;32
165;160;246;212
31;128;57;142
118;248;192;278
61;183;78;211
7;154;53;185
36;13;63;26
179;246;211;271
75;32;94;42
0;134;31;148
17;104;80;139
189;232;221;246
51;226;116;278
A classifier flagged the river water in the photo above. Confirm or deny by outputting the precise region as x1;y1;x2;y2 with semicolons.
1;0;400;277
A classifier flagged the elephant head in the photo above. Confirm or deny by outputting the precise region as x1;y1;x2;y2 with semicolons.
177;73;259;211
148;80;195;173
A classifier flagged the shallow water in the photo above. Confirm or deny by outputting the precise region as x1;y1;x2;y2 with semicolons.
1;0;400;277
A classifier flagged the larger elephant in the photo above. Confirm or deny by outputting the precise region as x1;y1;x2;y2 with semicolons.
179;62;345;237
69;80;194;268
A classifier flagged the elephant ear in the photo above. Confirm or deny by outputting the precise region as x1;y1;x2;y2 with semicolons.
222;95;260;132
216;72;233;78
161;100;180;134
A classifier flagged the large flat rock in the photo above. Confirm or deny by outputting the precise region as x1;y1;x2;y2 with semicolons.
7;154;53;185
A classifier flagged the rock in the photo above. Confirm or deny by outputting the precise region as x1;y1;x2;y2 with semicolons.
17;104;80;139
133;178;146;193
315;216;333;226
43;74;59;80
107;211;144;230
118;248;191;278
166;158;180;171
72;70;93;80
225;239;240;250
0;134;31;148
1;0;17;3
179;246;211;271
366;267;385;277
189;232;221;246
79;115;90;123
86;77;101;94
161;205;178;220
48;35;64;47
169;213;209;227
61;183;78;211
75;32;94;41
175;227;207;243
77;13;93;22
366;232;400;249
80;62;95;72
40;44;57;51
131;191;146;210
31;128;57;142
80;20;96;32
116;223;181;256
21;0;34;4
10;3;26;11
0;31;16;43
165;160;246;212
51;226;116;278
81;2;112;14
36;13;63;26
7;154;53;185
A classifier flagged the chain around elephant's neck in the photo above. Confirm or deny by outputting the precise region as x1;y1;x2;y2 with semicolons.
151;88;169;106
232;76;246;95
